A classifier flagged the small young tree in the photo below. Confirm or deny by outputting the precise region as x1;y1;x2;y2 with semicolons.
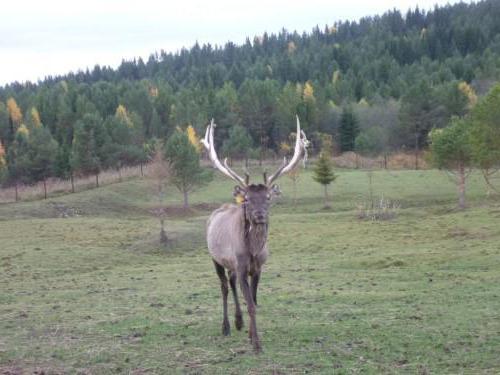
54;144;75;192
313;151;338;208
164;130;212;209
149;141;170;244
468;84;500;193
429;116;473;209
287;167;301;207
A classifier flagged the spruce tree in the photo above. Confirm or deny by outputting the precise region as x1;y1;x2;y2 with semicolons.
313;152;338;208
339;107;359;152
21;125;58;199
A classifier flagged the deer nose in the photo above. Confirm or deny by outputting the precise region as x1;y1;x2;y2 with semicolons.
254;210;267;221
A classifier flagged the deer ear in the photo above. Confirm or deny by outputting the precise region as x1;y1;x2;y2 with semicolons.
269;184;281;199
233;185;246;199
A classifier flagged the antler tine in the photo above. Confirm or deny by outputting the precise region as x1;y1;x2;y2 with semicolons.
202;120;246;186
266;116;308;186
244;168;251;185
223;158;247;186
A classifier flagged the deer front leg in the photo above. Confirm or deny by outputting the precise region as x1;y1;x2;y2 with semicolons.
238;263;261;353
251;269;261;306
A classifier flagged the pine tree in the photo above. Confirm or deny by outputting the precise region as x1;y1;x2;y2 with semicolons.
313;152;338;208
164;130;212;209
339;107;359;152
103;105;143;179
21;125;58;198
6;125;30;200
149;141;170;244
71;113;108;187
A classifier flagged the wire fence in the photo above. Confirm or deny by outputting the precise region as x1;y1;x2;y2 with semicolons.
0;152;427;204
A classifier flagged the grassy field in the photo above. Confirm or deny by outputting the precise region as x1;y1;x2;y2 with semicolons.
1;168;499;374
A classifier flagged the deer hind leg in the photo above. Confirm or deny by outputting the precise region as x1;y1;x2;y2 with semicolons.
229;270;243;330
213;260;230;336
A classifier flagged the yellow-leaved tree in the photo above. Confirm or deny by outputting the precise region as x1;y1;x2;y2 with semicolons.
186;124;201;153
303;81;315;102
30;107;42;128
458;81;478;109
7;98;22;127
115;104;133;127
16;124;30;138
0;141;6;168
0;141;5;183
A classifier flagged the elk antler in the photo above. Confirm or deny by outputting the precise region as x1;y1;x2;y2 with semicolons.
266;116;309;186
202;119;247;186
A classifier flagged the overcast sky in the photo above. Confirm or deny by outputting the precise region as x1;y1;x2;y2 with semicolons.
1;0;472;86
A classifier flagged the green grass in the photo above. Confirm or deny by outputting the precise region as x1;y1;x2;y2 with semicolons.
1;169;499;373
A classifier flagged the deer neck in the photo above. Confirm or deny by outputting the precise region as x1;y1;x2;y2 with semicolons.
242;205;268;256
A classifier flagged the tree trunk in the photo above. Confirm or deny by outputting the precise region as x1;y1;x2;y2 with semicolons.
43;179;47;200
140;162;144;177
96;173;99;188
384;154;388;169
324;185;329;207
70;173;75;193
414;132;419;170
183;189;189;209
293;179;297;207
368;172;374;209
458;163;466;209
118;167;122;182
14;181;18;202
159;218;168;244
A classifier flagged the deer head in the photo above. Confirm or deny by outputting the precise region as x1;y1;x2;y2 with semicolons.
202;117;309;225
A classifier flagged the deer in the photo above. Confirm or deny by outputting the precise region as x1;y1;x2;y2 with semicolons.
201;116;309;353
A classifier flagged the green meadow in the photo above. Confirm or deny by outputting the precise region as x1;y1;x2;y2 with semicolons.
1;169;499;374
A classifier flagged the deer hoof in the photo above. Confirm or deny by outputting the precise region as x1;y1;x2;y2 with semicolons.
222;320;230;336
253;342;262;354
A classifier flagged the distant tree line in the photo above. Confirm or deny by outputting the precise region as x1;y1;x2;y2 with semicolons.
1;0;500;193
